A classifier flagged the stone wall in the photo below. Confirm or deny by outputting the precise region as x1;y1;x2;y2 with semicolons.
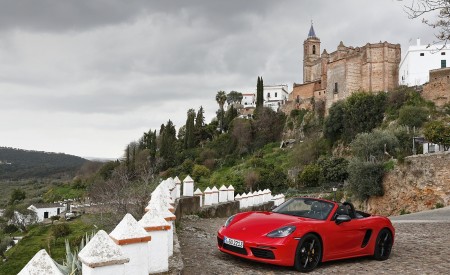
423;67;450;108
366;152;450;216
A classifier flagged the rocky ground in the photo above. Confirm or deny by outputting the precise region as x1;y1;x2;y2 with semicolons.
178;208;450;275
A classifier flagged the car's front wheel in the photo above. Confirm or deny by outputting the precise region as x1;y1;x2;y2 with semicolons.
373;228;393;261
294;233;322;273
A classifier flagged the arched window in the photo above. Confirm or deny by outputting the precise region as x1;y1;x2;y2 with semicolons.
312;45;316;55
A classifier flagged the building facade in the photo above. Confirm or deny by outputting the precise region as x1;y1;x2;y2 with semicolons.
422;67;450;107
28;203;66;222
288;24;401;111
263;84;289;111
399;39;450;86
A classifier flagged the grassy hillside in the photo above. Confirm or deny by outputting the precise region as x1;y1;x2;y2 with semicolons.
0;147;87;180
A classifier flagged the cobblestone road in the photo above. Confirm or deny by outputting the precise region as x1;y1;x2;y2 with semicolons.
178;209;450;275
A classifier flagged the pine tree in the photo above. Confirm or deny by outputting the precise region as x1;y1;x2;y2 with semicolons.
256;76;264;108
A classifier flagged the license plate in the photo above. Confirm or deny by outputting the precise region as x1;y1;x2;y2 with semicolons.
224;236;244;248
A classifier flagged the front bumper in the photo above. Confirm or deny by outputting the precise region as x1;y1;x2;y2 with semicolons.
216;232;298;266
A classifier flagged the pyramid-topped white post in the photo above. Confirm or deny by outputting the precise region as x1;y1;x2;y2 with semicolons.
258;190;264;205
138;210;171;274
253;191;259;205
219;185;228;203
183;175;194;197
211;186;219;205
150;203;176;256
241;193;248;208
78;230;129;275
204;187;212;206
268;189;272;202
174;176;181;199
279;194;285;205
194;188;203;207
235;194;242;209
247;192;254;207
18;249;64;275
227;185;235;201
109;214;151;275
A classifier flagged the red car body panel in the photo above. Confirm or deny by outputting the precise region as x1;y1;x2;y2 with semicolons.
217;198;395;267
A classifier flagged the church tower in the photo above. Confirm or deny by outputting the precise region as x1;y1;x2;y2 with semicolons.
303;23;321;83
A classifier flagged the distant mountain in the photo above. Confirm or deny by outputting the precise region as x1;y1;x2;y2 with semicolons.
0;147;88;180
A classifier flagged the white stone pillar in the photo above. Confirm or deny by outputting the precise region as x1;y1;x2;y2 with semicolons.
174;176;181;199
219;185;228;203
183;175;194;197
109;214;151;275
211;186;219;205
78;230;129;275
279;194;285;205
138;211;170;274
204;187;212;206
227;185;235;201
267;189;272;202
235;194;242;209
241;193;248;208
247;192;254;207
258;190;264;205
253;191;259;205
18;249;64;275
194;188;203;207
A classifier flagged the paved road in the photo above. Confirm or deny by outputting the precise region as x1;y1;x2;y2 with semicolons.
179;208;450;275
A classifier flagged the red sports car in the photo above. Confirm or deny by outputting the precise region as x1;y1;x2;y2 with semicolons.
217;197;394;272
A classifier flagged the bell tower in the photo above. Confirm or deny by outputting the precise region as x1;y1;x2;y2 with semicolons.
303;22;321;83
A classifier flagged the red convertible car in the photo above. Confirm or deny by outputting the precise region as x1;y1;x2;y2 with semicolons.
217;197;394;272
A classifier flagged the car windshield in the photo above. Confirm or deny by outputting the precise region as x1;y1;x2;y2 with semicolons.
272;198;334;220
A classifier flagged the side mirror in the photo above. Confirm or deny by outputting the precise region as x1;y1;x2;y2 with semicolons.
335;214;351;225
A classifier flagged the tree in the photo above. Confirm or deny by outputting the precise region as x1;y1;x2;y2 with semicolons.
216;91;227;132
317;157;349;187
184;109;196;149
350;129;399;162
252;107;286;149
256;76;264;108
231;118;253;155
227;91;243;107
160;120;177;170
343;92;387;143
347;160;385;201
323;101;346;144
298;164;321;187
223;105;238;132
424;120;450;150
398;105;429;127
405;0;450;44
9;189;26;205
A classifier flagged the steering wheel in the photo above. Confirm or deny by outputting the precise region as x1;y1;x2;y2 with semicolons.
342;202;356;219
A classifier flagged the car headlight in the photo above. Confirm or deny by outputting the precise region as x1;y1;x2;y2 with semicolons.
267;226;296;238
224;215;236;227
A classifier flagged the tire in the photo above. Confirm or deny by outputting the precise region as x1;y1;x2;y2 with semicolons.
294;233;322;273
373;228;393;261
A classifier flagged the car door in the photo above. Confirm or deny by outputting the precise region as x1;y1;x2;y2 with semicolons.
325;216;368;259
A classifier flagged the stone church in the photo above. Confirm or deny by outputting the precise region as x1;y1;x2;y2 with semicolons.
287;24;401;112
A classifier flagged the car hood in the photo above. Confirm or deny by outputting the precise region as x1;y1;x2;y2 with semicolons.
225;211;312;238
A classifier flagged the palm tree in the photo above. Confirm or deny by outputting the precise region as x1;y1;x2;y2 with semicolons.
215;91;227;132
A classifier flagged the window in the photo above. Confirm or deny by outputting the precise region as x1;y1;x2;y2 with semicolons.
441;60;447;68
442;52;446;55
312;45;316;55
267;92;270;98
44;212;49;219
275;92;278;97
420;53;424;56
333;82;338;94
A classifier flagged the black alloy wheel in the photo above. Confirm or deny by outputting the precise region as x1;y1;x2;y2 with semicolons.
373;228;393;261
294;233;322;272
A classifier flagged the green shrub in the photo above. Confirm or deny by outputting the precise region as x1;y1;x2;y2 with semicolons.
347;160;385;200
52;223;71;239
192;164;210;182
398;105;428;128
400;209;411;215
435;202;444;209
3;224;19;234
298;164;321;187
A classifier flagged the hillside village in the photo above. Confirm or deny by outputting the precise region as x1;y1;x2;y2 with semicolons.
1;14;450;275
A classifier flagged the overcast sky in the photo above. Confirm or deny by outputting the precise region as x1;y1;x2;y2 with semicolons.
0;0;438;159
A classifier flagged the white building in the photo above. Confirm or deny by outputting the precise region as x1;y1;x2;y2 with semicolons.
28;203;66;222
242;93;256;108
399;38;450;86
263;84;289;111
423;142;448;154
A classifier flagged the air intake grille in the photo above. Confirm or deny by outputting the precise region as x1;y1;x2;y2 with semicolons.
250;248;275;259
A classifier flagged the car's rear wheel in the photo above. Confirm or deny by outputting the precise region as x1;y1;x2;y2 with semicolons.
294;233;322;273
373;228;393;261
